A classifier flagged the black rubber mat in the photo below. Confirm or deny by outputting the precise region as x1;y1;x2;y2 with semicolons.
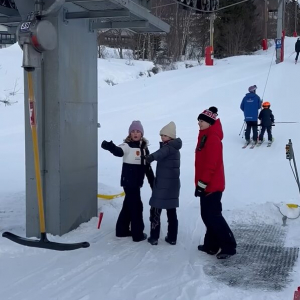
203;224;299;290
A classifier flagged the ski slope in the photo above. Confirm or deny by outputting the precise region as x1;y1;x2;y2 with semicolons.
0;38;300;300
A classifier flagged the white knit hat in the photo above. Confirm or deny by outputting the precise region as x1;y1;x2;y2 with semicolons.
160;121;176;139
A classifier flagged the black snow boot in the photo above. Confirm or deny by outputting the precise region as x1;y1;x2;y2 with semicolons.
116;231;132;238
198;245;218;255
133;233;147;242
147;237;158;245
216;248;236;259
165;235;176;245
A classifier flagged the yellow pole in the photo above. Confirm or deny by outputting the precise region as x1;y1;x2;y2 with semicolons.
97;192;125;200
287;204;299;209
27;72;46;234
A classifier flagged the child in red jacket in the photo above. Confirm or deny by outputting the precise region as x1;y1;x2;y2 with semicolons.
195;106;236;259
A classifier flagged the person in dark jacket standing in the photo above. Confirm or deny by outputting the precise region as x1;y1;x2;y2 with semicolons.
295;38;300;64
258;101;275;145
145;121;182;246
240;85;262;145
195;107;236;259
101;120;154;242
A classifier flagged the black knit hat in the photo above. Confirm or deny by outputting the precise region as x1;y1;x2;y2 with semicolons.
197;106;218;125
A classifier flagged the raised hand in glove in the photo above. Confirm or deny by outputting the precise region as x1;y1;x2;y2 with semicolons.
195;180;207;197
145;155;155;163
101;140;114;151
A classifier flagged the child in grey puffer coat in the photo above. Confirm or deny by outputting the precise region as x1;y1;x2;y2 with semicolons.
145;121;182;246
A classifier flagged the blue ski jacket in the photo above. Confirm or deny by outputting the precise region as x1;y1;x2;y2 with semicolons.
240;93;261;121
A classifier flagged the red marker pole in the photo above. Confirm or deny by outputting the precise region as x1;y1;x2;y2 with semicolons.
294;287;300;300
262;39;268;51
97;212;104;229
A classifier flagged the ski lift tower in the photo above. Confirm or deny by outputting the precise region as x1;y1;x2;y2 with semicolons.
0;0;170;238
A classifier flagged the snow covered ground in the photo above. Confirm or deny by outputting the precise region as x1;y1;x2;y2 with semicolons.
0;38;300;300
97;57;154;88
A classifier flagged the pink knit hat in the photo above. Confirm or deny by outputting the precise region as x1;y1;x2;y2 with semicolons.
128;120;144;135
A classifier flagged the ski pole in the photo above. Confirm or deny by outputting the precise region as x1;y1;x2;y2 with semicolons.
239;122;245;136
242;123;246;139
274;122;298;124
288;51;295;59
258;122;298;126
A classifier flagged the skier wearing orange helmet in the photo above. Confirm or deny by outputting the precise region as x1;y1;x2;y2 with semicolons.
258;101;275;145
262;101;270;107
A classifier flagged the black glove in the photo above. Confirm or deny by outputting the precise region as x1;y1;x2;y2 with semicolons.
145;155;154;163
101;140;114;151
195;180;207;197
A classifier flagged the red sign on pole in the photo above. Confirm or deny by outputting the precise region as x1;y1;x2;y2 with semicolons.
29;102;36;126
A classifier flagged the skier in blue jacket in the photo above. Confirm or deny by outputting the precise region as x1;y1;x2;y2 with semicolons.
240;85;262;144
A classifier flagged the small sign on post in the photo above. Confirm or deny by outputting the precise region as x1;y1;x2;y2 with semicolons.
275;38;282;49
275;38;282;64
